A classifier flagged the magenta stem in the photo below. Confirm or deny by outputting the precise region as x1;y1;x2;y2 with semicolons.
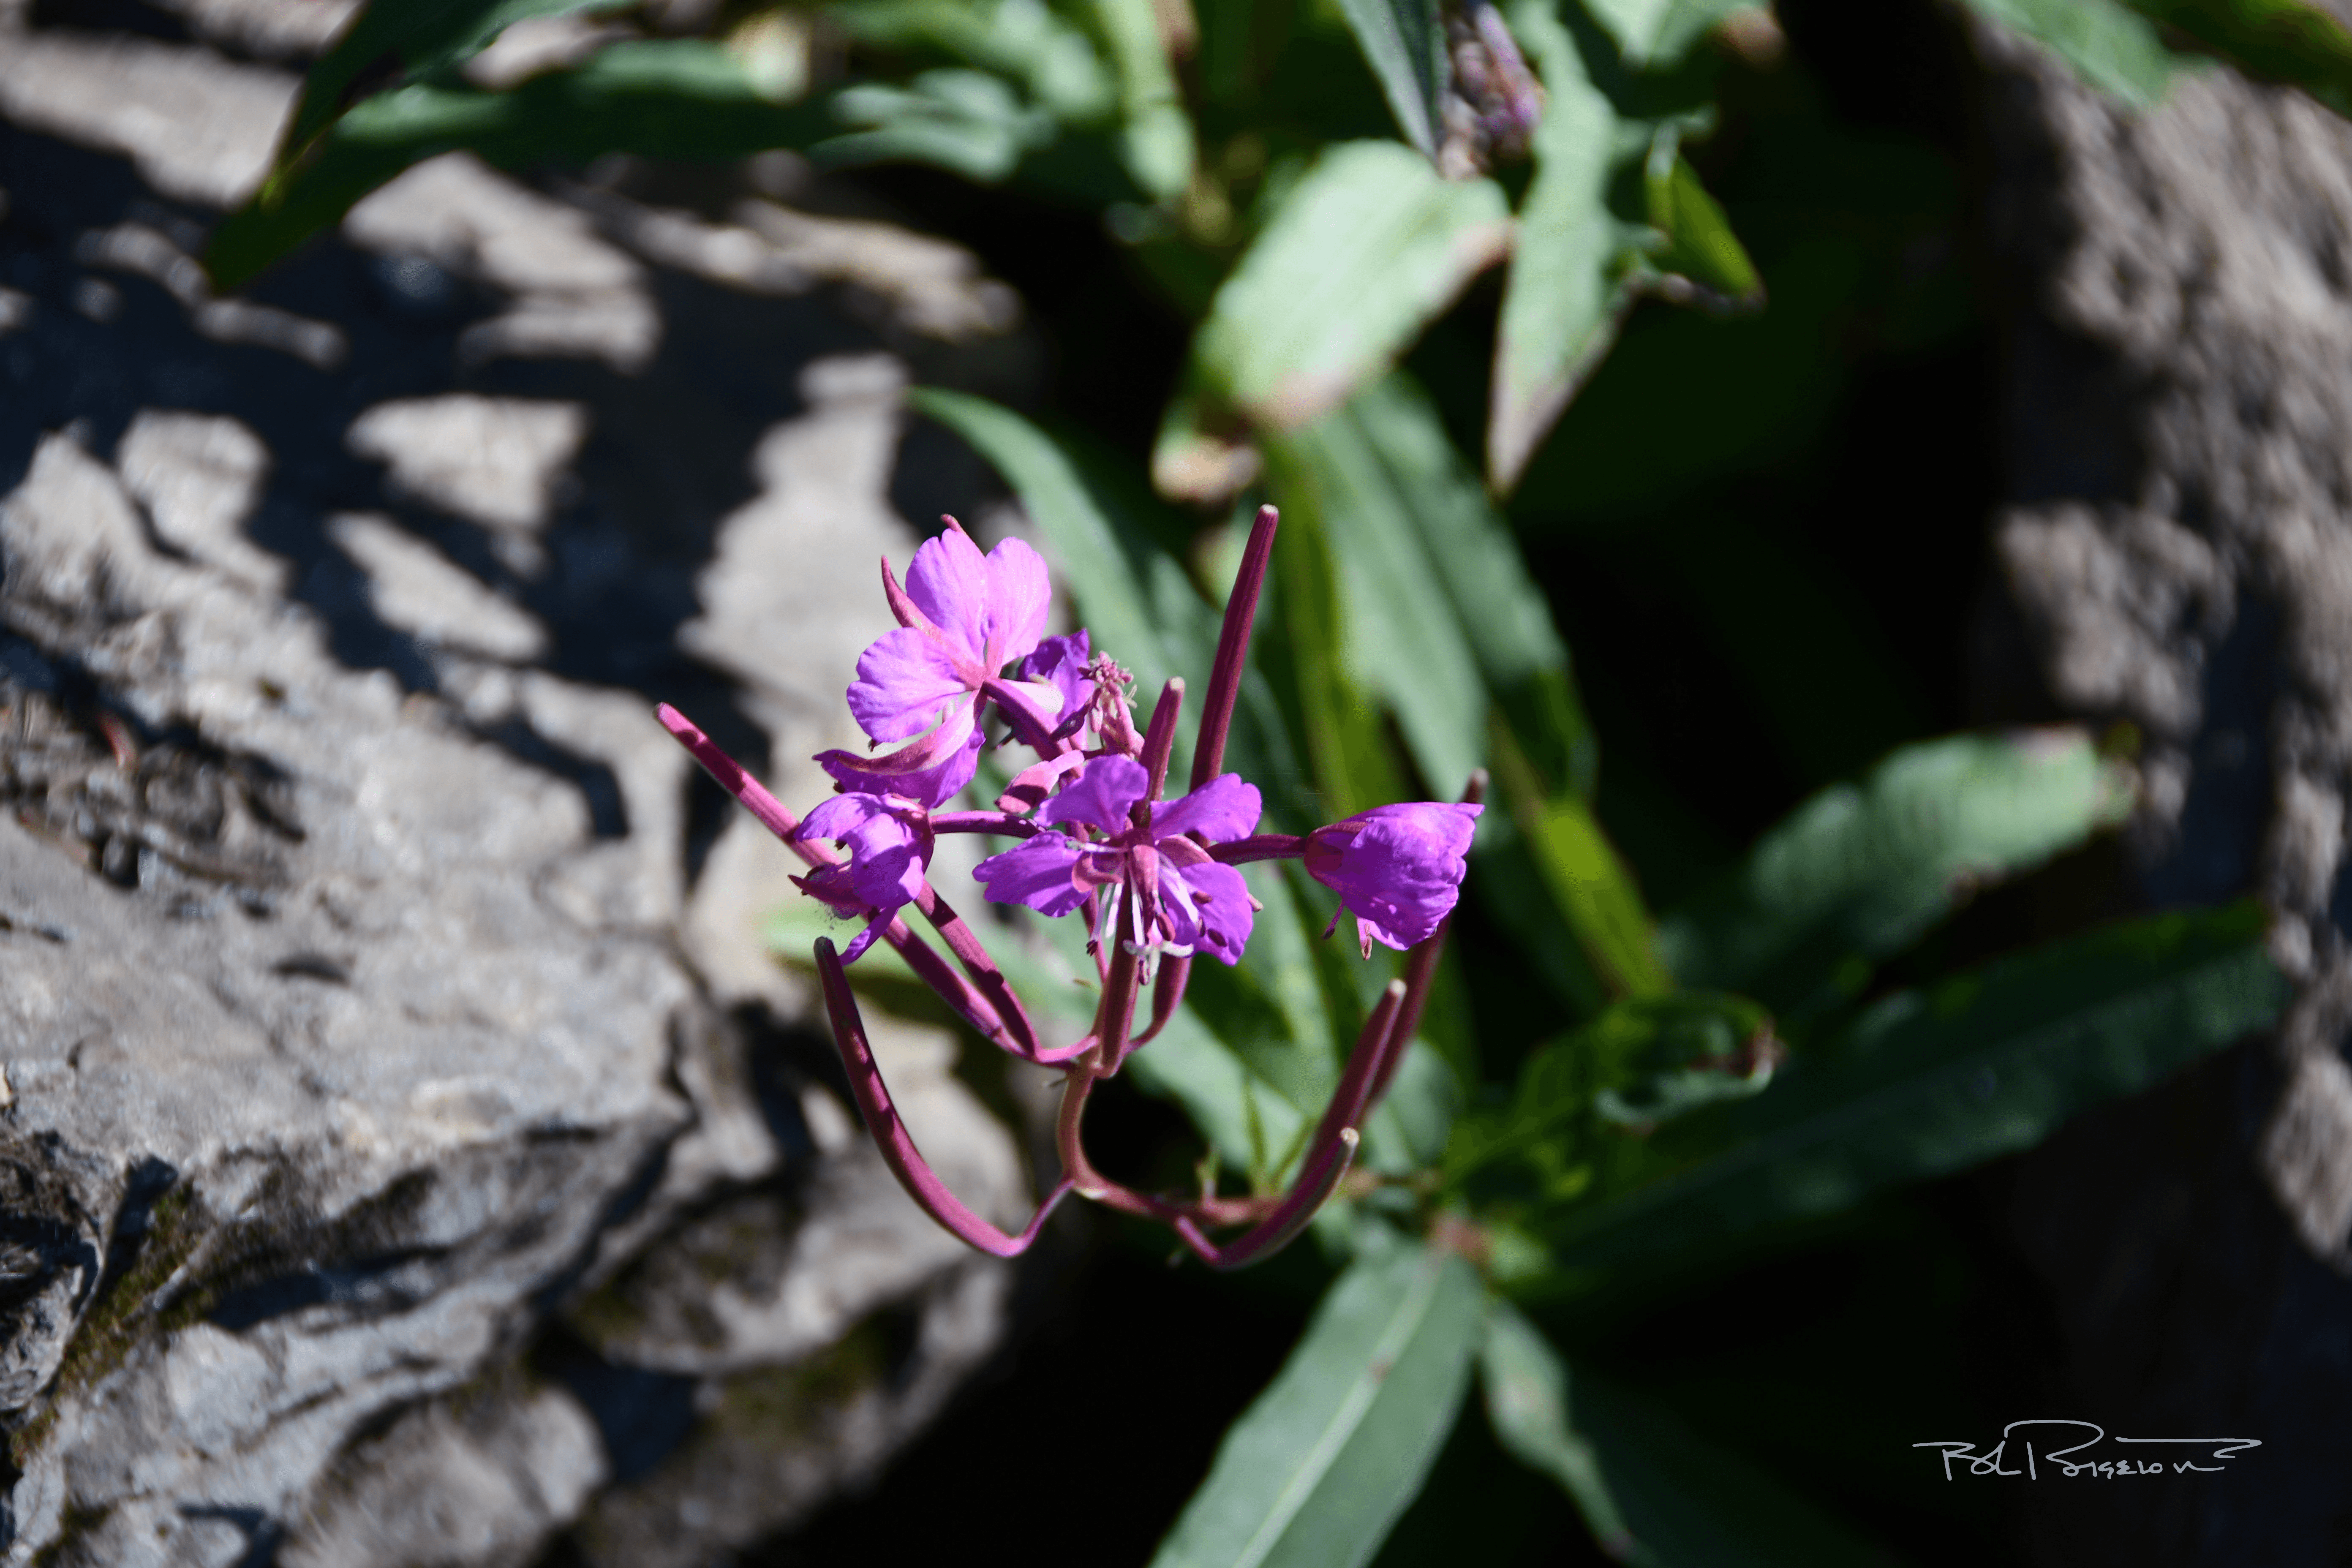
1097;881;1145;1074
657;702;1011;1044
1192;504;1279;792
1139;678;1186;803
658;702;800;844
980;677;1071;756
1373;919;1447;1107
1173;1129;1359;1271
1313;980;1408;1163
1130;953;1190;1046
1165;982;1403;1269
1211;834;1308;865
817;936;1075;1258
908;877;1069;1062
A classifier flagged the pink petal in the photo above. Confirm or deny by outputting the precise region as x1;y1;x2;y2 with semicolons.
1037;755;1149;836
1152;773;1263;844
905;526;994;665
1163;859;1254;964
997;750;1086;815
847;627;975;742
973;833;1090;916
816;705;982;808
980;536;1053;669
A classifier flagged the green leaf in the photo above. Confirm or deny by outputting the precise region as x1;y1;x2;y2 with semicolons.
281;0;634;159
820;68;1059;180
1254;437;1415;823
1196;142;1510;431
1126;1006;1314;1188
1543;904;2289;1271
1342;378;1574;697
1478;1301;1644;1563
1492;719;1670;1001
1152;1240;1487;1568
1567;1362;1893;1568
1331;0;1447;156
829;0;1119;123
1262;395;1489;799
1657;731;2134;1010
1644;144;1762;307
209;40;818;289
1359;1041;1460;1173
1957;0;2180;106
1448;992;1775;1192
1183;863;1344;1113
1491;1;1630;493
1264;373;1630;1008
2126;0;2352;117
1584;0;1759;70
1082;0;1198;200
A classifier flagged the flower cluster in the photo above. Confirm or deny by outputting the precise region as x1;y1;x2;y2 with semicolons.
658;507;1480;1268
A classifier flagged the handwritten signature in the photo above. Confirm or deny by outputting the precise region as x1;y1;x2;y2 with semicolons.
1914;1422;2259;1480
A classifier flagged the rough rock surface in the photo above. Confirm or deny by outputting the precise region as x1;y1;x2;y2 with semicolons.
0;3;1041;1563
1971;22;2352;1566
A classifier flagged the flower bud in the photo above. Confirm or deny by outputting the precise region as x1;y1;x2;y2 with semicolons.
1304;802;1481;956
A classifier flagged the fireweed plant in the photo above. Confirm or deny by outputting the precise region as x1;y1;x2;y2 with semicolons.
657;504;1480;1268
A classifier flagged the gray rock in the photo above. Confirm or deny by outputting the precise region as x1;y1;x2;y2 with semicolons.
0;8;1040;1563
1973;20;2352;1565
0;33;295;210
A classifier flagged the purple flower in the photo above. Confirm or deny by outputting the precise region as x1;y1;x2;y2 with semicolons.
815;522;1054;807
1014;631;1093;736
792;792;931;960
1304;802;1482;956
973;757;1263;966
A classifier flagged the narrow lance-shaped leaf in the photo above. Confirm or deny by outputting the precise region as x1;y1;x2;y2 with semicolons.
830;0;1119;123
1447;992;1776;1194
2123;0;2352;118
210;40;821;289
909;391;1207;694
1584;0;1769;70
1955;0;2179;106
1478;1301;1647;1564
1543;903;2289;1272
1265;375;1640;1009
1314;376;1625;1010
818;69;1060;182
1263;392;1489;799
1150;1240;1486;1568
1643;139;1762;310
1196;141;1510;432
1254;436;1413;824
279;0;636;164
1491;719;1671;1000
1563;1359;1894;1568
1083;0;1198;200
1490;0;1627;493
1656;730;2134;1012
1331;0;1447;156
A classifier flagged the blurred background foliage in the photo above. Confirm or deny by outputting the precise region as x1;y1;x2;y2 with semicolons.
216;0;2352;1563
